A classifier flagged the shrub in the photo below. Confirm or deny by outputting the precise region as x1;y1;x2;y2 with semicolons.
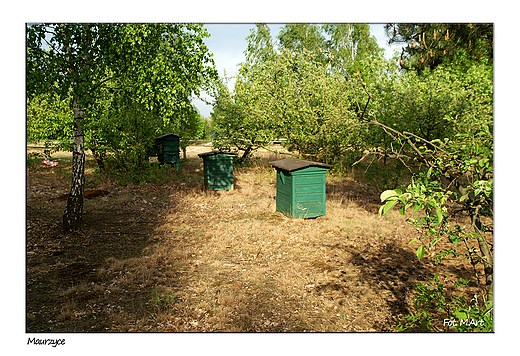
396;274;493;332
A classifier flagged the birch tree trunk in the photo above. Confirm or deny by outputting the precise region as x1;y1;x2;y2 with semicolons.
63;97;86;232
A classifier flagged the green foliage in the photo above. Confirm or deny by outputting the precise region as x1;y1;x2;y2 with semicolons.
374;27;493;330
212;23;387;163
395;274;493;332
378;113;493;331
322;24;384;74
27;23;218;171
278;24;327;62
259;50;360;162
277;23;384;73
148;290;178;308
379;170;451;260
385;23;493;72
379;121;492;262
245;24;277;66
27;93;73;152
93;159;179;185
213;48;364;163
210;78;272;161
113;24;218;127
368;61;492;151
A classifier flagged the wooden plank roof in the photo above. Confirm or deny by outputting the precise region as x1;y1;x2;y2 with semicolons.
269;158;333;172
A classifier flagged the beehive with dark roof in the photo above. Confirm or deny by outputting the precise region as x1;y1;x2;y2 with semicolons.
269;158;332;218
155;133;182;173
198;151;237;191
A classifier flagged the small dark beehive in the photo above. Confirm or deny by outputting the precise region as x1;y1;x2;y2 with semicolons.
155;133;182;173
198;151;237;191
270;158;332;218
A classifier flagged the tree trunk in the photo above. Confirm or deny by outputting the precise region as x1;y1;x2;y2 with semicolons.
240;146;253;162
90;144;106;170
449;172;493;301
63;97;86;232
471;206;494;300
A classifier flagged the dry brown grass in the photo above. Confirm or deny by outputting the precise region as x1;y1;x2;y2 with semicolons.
26;147;483;332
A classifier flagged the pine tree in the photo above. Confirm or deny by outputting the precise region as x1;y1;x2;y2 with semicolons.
385;23;493;72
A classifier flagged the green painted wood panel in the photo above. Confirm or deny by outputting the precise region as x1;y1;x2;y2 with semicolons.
274;164;329;218
276;171;293;217
270;158;331;219
199;151;237;190
155;133;181;173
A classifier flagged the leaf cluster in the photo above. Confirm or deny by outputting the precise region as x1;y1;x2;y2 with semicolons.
378;114;493;300
396;274;493;332
385;23;493;72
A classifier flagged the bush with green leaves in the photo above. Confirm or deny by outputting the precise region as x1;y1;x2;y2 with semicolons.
395;274;493;332
379;114;493;293
377;112;493;331
27;93;73;153
92;158;182;186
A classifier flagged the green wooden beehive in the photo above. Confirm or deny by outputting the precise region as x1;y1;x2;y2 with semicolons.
198;151;237;191
155;133;182;173
270;158;333;218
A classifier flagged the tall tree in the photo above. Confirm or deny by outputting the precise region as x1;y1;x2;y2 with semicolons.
385;23;493;72
322;24;384;74
27;24;118;232
27;23;217;232
278;24;328;63
244;24;276;67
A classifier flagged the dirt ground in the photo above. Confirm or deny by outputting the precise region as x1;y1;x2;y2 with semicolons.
26;144;485;332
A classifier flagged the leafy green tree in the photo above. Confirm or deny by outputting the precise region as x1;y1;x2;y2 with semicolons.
26;93;73;152
245;24;277;67
277;24;385;78
27;23;217;232
238;50;361;162
278;24;326;59
92;24;217;167
211;77;275;162
27;24;120;232
372;62;494;323
322;24;384;75
211;23;389;164
211;25;280;162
